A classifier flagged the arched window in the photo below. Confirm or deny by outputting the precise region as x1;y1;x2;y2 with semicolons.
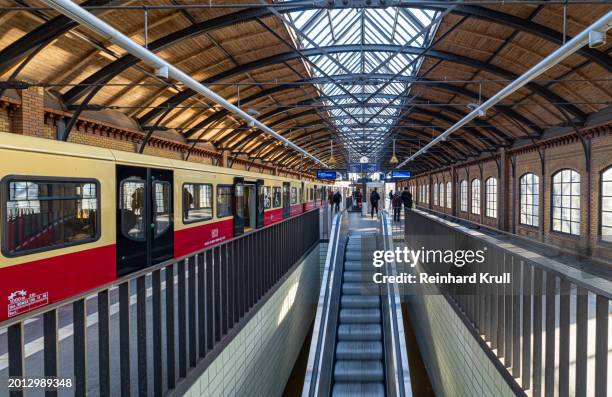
519;173;539;226
600;167;612;242
485;177;497;218
433;182;439;206
552;169;580;235
471;179;481;215
439;182;445;208
426;184;429;204
446;182;452;209
460;180;468;212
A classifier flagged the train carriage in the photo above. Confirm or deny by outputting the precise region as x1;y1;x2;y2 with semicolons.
0;133;331;321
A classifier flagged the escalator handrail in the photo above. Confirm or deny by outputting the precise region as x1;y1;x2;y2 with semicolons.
381;210;413;396
302;210;344;397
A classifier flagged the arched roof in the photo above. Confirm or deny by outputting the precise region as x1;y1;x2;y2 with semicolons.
0;1;610;172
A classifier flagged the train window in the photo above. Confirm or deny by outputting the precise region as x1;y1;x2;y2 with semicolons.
154;182;171;237
120;179;146;241
273;187;281;208
4;178;100;256
217;185;233;218
183;183;213;223
263;186;271;209
299;188;303;203
291;187;297;204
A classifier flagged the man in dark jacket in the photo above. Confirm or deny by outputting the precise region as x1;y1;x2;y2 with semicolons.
332;190;342;213
392;193;402;222
400;187;413;217
370;188;380;218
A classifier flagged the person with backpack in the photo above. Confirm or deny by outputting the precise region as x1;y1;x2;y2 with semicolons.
332;190;342;213
401;187;413;218
392;192;402;222
370;188;380;218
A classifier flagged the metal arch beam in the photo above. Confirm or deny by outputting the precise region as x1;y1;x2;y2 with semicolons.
220;95;513;148
0;0;114;74
58;4;610;105
250;118;473;162
188;75;541;139
138;44;585;126
226;109;478;155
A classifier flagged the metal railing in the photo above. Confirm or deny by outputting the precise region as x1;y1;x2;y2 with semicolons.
1;209;320;397
302;210;344;397
380;210;412;396
403;209;611;397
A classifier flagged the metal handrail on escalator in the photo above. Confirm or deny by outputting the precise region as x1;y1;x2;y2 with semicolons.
303;210;345;397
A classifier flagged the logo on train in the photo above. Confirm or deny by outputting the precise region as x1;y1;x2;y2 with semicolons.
7;289;49;318
211;228;219;238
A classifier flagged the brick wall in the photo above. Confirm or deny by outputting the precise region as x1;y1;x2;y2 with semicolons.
401;125;612;262
0;93;313;179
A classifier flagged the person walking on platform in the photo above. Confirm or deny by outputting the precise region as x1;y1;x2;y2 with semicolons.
370;188;380;218
332;190;342;213
392;193;402;222
401;187;413;218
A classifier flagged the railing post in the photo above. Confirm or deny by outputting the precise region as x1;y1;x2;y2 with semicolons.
119;281;132;396
73;299;87;397
43;310;58;397
98;290;111;397
8;323;24;397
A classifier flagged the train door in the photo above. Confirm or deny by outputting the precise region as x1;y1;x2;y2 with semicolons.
233;177;245;236
116;165;174;277
256;179;265;228
282;182;290;218
243;183;255;231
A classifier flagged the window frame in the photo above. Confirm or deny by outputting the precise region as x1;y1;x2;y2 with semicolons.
600;166;612;243
272;186;282;208
471;178;481;215
485;177;497;219
446;181;452;209
550;169;581;236
216;184;233;219
460;180;468;212
2;175;101;257
519;173;539;228
182;182;214;224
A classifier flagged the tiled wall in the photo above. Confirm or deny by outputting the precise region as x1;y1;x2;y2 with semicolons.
183;245;323;397
405;293;515;397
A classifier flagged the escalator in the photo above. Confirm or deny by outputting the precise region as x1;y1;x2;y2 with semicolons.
333;233;385;396
303;211;410;397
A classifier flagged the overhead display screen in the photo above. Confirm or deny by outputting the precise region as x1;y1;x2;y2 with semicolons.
391;170;412;179
317;171;337;179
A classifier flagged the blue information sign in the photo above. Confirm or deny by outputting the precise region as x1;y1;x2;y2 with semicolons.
391;170;412;179
348;163;378;173
317;171;337;179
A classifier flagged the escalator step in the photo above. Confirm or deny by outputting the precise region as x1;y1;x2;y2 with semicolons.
332;382;385;397
334;360;384;382
339;308;381;323
341;295;381;308
337;324;382;341
336;341;383;360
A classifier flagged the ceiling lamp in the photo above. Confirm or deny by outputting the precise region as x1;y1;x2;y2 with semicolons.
328;140;336;165
389;139;399;165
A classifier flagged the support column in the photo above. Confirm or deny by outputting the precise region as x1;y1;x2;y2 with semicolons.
221;150;229;168
499;148;510;231
14;85;45;137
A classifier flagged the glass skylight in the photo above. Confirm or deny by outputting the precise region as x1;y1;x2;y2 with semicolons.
277;5;440;163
